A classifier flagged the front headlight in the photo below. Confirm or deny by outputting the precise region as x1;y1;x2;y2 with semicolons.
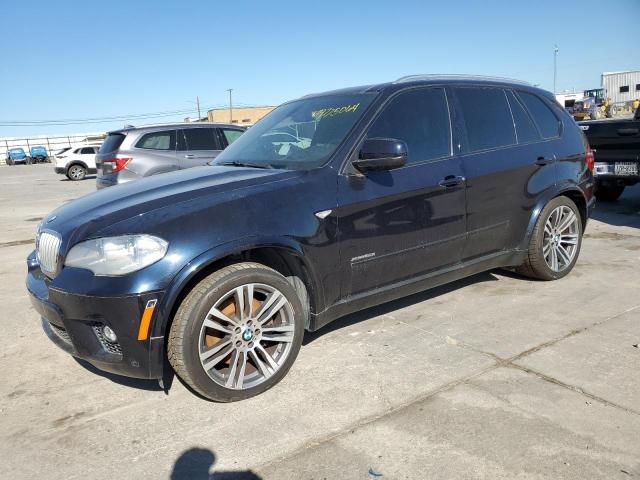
65;235;168;276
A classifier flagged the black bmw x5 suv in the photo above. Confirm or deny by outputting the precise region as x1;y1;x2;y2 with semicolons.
27;75;595;401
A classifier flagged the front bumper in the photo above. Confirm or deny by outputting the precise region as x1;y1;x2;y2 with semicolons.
54;167;66;174
26;256;165;379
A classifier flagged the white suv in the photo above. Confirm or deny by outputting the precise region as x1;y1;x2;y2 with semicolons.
53;143;102;181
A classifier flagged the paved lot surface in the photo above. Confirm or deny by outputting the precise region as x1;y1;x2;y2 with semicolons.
1;164;639;479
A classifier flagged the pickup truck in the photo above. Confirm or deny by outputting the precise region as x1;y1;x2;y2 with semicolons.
579;107;640;201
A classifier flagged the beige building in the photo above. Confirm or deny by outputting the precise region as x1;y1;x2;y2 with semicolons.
207;106;276;126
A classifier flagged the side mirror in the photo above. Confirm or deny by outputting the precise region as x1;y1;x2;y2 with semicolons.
352;138;407;173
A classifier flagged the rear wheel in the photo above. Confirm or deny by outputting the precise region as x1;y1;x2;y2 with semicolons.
168;262;305;402
597;184;625;202
517;196;582;281
67;164;86;181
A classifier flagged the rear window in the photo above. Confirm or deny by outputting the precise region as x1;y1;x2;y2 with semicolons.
506;90;540;143
517;92;560;139
55;147;71;155
99;133;126;153
136;130;176;150
454;87;516;152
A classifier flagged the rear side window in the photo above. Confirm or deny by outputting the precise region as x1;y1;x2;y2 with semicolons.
454;87;516;152
221;129;243;146
99;133;126;153
179;128;219;150
80;147;95;154
136;130;176;150
366;87;451;164
517;92;560;139
506;90;540;143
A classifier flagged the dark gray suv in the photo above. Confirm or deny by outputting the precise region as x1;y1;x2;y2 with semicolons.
95;123;245;188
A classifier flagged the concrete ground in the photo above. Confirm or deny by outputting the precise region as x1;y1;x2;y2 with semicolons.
1;164;639;480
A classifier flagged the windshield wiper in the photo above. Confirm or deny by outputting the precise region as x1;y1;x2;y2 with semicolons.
216;161;274;169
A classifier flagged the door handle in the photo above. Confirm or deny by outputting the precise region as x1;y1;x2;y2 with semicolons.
438;175;466;188
535;156;554;166
184;154;195;158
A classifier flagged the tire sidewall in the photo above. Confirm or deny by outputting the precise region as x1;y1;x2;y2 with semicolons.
535;197;583;280
178;267;305;402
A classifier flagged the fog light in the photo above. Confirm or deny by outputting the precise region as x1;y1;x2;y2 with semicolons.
102;325;118;343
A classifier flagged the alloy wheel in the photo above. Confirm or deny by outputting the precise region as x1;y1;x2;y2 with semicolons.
543;205;580;272
68;166;84;180
198;283;295;390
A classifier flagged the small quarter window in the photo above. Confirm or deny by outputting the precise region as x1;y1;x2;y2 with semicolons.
516;92;560;139
136;130;176;150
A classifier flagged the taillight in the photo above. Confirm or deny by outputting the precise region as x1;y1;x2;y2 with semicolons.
585;143;594;172
103;157;132;173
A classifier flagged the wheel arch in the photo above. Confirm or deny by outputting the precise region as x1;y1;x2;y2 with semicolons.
520;185;588;251
152;238;322;339
66;160;88;170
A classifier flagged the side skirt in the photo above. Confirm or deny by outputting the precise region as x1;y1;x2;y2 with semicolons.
308;249;525;332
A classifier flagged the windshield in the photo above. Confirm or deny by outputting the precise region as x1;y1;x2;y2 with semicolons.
213;93;376;170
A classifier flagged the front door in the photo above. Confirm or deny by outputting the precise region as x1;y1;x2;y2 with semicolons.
337;87;466;298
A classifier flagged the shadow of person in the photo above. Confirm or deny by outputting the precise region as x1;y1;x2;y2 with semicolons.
171;448;262;480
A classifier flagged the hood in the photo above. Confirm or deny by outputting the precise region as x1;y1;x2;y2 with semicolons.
42;166;298;241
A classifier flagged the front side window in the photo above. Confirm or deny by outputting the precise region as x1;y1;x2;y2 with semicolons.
221;129;243;146
180;128;218;151
366;88;451;165
213;93;376;170
517;92;560;139
136;130;176;150
454;87;516;152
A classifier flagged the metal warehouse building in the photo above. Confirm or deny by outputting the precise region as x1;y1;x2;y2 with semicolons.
602;70;640;104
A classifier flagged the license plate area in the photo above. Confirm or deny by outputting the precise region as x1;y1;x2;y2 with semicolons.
614;162;638;176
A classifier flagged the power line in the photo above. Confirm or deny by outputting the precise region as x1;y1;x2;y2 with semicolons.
0;103;232;127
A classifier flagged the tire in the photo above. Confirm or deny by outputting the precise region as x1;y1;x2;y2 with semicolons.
516;196;583;281
168;262;305;402
66;164;86;181
597;184;625;202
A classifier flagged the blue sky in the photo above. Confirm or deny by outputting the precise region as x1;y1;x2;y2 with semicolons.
0;0;638;137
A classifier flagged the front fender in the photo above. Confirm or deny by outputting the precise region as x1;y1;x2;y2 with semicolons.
150;235;318;339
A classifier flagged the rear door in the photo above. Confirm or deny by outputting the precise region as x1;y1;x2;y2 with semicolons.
79;146;98;169
177;127;222;168
337;87;466;297
451;86;558;259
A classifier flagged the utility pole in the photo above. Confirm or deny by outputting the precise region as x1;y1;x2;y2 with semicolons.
196;96;201;121
226;88;233;123
553;44;559;94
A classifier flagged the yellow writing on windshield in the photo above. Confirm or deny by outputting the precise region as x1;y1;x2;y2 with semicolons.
312;103;360;120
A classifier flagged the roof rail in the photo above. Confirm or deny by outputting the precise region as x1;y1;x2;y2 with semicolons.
394;74;531;86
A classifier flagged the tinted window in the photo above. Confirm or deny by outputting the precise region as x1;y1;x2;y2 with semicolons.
221;129;243;146
136;130;176;150
80;147;95;154
517;92;560;139
454;87;516;151
366;88;451;164
99;133;126;153
182;128;218;150
506;90;540;143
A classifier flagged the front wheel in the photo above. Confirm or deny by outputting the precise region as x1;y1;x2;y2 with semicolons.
66;164;86;181
597;184;625;202
168;262;305;402
516;196;583;281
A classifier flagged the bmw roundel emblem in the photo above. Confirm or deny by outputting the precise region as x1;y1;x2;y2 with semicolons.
242;329;254;341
